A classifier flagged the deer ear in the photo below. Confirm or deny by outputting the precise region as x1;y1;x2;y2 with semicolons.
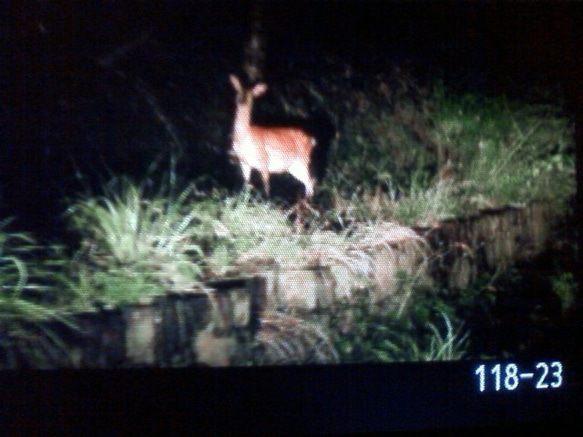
229;75;242;92
252;83;268;97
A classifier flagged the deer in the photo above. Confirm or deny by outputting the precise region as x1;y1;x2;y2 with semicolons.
229;74;316;198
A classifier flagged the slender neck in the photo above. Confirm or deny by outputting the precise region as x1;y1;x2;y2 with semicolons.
233;99;253;140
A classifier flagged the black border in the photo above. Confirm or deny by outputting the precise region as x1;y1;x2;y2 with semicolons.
3;360;583;435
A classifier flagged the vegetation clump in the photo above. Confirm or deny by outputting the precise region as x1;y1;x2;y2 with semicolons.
318;70;574;226
0;64;576;366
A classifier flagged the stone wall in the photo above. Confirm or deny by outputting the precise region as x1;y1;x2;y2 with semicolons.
0;204;561;368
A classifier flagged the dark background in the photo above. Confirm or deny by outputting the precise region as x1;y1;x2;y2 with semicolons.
1;1;580;242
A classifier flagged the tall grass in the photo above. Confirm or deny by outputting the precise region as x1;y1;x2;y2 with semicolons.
331;291;470;363
0;218;78;368
62;180;304;305
430;84;574;211
65;178;205;307
320;72;574;226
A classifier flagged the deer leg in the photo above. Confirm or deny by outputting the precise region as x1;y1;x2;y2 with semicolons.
289;162;314;198
240;163;253;191
260;169;271;196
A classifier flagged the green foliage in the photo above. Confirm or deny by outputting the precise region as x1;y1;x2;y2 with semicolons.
0;218;79;368
63;180;305;304
68;179;203;268
62;265;165;309
65;178;205;307
329;263;560;363
425;314;470;361
1;218;35;297
332;289;471;363
552;272;578;314
187;189;300;276
393;179;462;226
0;218;72;321
430;83;575;211
320;68;435;195
320;70;575;226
